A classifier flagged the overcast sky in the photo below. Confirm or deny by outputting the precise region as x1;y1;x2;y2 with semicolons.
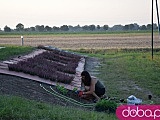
0;0;159;29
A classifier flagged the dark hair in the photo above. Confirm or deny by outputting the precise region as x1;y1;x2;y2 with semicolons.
81;71;91;86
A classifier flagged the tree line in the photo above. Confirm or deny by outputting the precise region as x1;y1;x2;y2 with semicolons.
1;23;158;32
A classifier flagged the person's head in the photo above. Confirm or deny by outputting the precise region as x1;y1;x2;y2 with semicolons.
81;71;91;86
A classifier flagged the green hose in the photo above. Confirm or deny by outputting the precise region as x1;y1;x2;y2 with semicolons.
40;84;95;108
50;86;96;106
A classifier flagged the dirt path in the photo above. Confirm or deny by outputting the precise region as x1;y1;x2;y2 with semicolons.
84;57;101;76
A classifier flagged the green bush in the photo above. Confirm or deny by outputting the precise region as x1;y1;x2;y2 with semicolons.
95;99;117;113
56;84;68;95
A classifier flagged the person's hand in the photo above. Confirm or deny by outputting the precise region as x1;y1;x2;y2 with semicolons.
77;90;83;97
78;91;83;97
75;90;84;97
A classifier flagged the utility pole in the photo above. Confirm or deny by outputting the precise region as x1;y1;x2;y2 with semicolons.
152;0;154;59
155;0;160;37
152;0;160;59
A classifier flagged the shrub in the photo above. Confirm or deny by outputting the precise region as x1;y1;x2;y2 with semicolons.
56;84;68;95
95;99;117;113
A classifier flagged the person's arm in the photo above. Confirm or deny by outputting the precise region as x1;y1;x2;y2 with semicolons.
81;82;85;90
92;92;100;100
83;79;96;94
83;78;100;100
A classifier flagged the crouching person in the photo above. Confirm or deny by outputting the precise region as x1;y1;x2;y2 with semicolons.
79;71;106;102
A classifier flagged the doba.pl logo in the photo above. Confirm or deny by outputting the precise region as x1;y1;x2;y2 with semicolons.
116;105;160;120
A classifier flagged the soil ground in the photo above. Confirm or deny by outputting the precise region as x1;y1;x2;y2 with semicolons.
0;57;98;110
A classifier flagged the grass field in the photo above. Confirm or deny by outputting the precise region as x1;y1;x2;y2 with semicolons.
0;45;34;61
0;95;117;120
74;49;160;104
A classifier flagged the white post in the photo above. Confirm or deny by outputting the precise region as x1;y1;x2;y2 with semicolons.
21;36;24;46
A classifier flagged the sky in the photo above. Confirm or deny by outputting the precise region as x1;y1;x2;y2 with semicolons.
0;0;159;30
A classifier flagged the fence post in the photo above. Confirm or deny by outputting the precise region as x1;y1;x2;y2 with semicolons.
21;36;24;46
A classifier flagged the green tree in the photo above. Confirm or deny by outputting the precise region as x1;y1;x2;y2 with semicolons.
103;25;109;31
60;25;69;31
82;25;89;31
140;25;147;30
53;26;60;31
124;24;135;31
35;25;45;32
129;24;135;30
4;25;11;32
29;27;35;31
124;25;129;31
97;25;101;30
147;23;158;30
89;25;96;31
16;23;24;31
45;26;52;31
147;24;152;30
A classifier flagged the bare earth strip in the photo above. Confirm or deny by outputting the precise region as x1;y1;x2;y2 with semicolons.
0;33;160;49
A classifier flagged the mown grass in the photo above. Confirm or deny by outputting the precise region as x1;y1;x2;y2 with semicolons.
74;48;160;104
0;45;34;61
